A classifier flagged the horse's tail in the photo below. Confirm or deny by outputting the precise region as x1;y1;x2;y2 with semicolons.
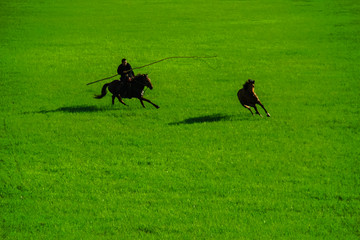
94;83;109;99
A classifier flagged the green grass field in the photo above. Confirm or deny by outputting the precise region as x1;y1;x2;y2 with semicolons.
1;0;359;239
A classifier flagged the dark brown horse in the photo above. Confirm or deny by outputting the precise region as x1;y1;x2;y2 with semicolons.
237;79;270;117
94;74;159;108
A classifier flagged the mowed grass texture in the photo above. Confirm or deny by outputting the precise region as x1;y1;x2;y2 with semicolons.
1;0;359;239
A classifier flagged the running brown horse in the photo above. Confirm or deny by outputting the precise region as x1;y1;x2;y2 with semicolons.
237;79;270;117
94;74;159;108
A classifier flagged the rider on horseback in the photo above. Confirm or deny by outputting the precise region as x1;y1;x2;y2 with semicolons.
117;58;135;91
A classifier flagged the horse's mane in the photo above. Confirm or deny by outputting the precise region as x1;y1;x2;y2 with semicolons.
133;73;148;81
134;74;145;78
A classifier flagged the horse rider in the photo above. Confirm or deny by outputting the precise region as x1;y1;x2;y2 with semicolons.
117;58;135;85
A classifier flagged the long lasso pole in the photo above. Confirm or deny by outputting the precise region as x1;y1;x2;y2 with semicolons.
124;55;217;72
86;55;217;85
86;74;119;85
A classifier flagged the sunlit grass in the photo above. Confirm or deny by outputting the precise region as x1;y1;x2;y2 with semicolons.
1;0;359;239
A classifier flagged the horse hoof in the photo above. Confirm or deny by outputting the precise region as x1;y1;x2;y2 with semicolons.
267;113;271;117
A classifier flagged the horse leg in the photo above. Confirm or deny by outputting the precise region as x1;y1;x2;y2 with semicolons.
253;105;263;117
112;95;115;105
140;97;159;109
242;104;254;115
258;102;271;117
116;95;127;106
139;99;146;108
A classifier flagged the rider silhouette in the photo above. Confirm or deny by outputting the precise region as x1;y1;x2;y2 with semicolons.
117;58;134;82
117;58;134;95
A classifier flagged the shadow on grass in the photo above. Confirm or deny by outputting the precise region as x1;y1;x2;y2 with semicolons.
26;105;115;114
169;113;246;125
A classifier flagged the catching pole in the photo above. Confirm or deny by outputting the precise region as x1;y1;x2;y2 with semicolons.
86;55;217;85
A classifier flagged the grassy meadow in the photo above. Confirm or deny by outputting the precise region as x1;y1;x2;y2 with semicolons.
1;0;359;239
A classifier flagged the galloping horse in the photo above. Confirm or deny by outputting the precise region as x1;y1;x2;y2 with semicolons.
237;79;270;117
94;74;159;108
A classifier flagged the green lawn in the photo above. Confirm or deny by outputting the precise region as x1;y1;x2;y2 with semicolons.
1;0;359;239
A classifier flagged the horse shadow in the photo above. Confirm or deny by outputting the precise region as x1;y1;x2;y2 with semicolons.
27;105;115;114
27;106;251;124
168;113;246;125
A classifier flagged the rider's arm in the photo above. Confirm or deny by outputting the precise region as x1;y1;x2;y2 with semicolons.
117;65;123;75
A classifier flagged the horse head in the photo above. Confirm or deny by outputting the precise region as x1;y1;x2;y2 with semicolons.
134;74;153;89
142;74;153;90
243;79;255;91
